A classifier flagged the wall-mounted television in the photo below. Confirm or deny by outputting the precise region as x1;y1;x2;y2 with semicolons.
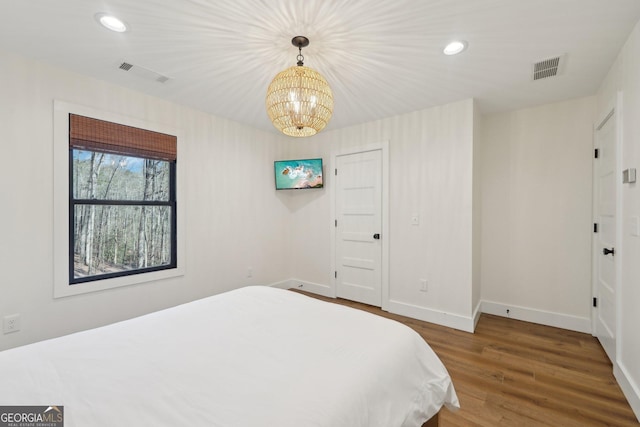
274;158;323;190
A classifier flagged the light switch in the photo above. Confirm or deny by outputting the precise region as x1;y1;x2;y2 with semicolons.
623;168;637;184
411;214;419;225
630;216;640;237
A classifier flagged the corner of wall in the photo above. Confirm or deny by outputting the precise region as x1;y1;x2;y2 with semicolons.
472;99;483;314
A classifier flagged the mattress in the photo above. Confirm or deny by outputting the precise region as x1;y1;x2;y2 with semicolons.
0;286;459;426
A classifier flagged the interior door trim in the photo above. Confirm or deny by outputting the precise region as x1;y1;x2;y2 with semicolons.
591;91;623;365
329;140;390;311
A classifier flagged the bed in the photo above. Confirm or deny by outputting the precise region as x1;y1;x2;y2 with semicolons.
0;286;459;426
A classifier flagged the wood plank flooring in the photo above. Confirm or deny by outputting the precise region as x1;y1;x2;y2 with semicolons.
294;291;639;426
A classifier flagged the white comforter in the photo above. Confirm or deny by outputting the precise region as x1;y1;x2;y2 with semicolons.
0;286;458;426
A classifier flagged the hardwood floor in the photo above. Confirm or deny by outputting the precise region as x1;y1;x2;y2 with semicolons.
294;291;639;426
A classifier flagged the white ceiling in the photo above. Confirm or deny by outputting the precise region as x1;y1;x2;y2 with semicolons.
2;0;640;134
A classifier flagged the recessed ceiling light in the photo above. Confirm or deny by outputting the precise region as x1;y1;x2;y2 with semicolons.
443;40;468;56
95;13;128;33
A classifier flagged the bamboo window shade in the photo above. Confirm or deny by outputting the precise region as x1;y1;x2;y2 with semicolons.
69;114;176;161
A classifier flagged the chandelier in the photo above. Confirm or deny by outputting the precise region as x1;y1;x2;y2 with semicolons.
266;36;334;137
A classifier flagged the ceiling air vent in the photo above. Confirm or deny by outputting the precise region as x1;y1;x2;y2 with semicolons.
119;62;134;71
532;54;566;81
118;61;170;83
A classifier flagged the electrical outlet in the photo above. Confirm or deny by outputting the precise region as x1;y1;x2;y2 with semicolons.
420;279;428;292
247;267;253;278
3;314;21;334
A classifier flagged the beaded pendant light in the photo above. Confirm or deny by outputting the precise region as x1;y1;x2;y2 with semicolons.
266;36;333;137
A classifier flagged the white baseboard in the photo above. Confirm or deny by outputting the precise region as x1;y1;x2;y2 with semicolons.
615;362;640;422
388;300;476;333
269;280;592;335
472;299;482;330
269;278;334;298
481;300;592;334
273;281;476;332
267;279;295;290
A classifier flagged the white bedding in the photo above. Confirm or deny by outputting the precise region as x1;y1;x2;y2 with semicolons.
0;286;458;426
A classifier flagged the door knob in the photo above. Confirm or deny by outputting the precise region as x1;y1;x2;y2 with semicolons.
373;233;380;240
603;247;615;256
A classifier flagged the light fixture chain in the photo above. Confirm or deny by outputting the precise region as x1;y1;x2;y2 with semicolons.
296;46;304;66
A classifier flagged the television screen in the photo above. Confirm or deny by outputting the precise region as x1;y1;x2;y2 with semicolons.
274;158;323;190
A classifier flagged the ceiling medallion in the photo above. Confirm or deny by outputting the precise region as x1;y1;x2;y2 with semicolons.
266;36;334;137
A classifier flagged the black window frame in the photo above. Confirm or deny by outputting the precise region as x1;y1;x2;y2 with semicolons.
68;130;177;285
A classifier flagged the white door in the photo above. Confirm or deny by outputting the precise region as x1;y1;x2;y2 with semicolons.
335;150;382;306
593;110;617;363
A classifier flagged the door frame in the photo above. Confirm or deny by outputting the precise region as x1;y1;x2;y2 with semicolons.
592;92;623;364
329;140;390;311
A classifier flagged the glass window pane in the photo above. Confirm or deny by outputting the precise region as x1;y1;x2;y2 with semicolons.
72;150;170;201
73;205;172;280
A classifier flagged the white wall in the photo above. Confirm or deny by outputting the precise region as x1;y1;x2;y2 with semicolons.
480;96;595;332
0;50;293;351
287;99;478;331
472;101;483;324
0;51;480;347
596;19;640;420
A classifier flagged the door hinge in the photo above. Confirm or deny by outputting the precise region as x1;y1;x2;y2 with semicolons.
593;223;598;233
593;297;598;308
335;219;337;227
335;168;338;176
594;148;599;159
334;271;337;279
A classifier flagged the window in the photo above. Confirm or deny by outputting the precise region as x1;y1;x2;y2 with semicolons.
68;114;177;284
54;103;184;297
